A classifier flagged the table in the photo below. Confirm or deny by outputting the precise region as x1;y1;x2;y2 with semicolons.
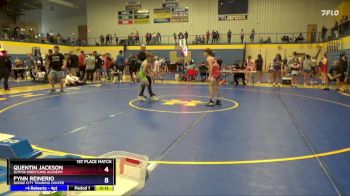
221;70;257;85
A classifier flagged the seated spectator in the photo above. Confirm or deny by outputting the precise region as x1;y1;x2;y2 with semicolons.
295;33;304;43
198;62;208;82
186;60;198;81
13;57;25;80
323;60;344;91
233;63;246;86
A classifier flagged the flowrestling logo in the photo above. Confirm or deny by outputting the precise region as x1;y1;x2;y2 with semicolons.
321;10;339;16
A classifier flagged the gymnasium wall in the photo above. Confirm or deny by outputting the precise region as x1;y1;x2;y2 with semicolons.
0;12;16;26
40;1;87;36
86;0;340;39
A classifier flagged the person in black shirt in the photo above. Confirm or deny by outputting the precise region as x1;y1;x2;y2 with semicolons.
93;51;103;81
233;62;246;86
68;51;79;76
255;54;264;83
48;46;66;93
339;52;349;92
0;48;12;90
323;60;344;91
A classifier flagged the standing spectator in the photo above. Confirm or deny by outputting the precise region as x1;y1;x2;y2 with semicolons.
303;54;313;86
93;51;103;81
321;25;328;42
271;53;282;87
116;50;126;82
173;32;177;45
85;53;95;83
68;51;79;76
100;35;105;45
240;29;244;43
106;34;110;45
250;28;255;43
255;54;263;83
0;48;11;90
206;30;210;44
311;28;317;43
157;32;161;44
339;52;348;92
26;53;35;80
320;53;328;85
245;55;255;83
211;30;216;43
114;34;119;45
216;31;220;43
135;31;140;45
184;31;189;43
227;30;232;44
103;53;112;81
45;49;53;74
78;51;86;80
290;53;300;88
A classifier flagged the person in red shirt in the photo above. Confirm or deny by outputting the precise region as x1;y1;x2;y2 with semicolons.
103;53;112;81
78;51;86;80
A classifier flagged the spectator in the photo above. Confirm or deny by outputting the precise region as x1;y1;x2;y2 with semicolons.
227;30;232;44
271;53;282;87
206;30;210;44
100;35;105;45
295;33;304;43
303;54;312;86
320;53;328;84
311;28;317;42
290;52;300;88
0;48;11;90
68;51;79;76
78;51;86;80
184;31;189;43
114;34;119;45
323;60;344;91
321;25;328;41
216;31;220;43
240;29;244;43
93;51;103;81
116;50;125;82
13;57;24;80
173;32;177;45
245;55;255;83
211;30;216;43
233;62;246;86
255;54;263;83
250;28;255;43
106;34;110;45
26;53;35;80
102;53;112;81
85;53;95;82
339;52;348;92
157;32;161;44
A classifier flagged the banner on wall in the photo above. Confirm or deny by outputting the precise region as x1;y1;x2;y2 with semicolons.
154;8;171;23
134;10;150;24
171;7;189;22
218;14;248;21
126;0;141;10
126;0;141;6
118;10;134;25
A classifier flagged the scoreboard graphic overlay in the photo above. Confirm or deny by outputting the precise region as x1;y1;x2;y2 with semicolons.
7;158;116;192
